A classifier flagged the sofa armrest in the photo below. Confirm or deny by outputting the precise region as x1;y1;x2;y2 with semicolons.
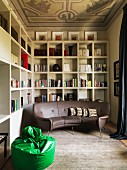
98;115;109;129
35;116;53;131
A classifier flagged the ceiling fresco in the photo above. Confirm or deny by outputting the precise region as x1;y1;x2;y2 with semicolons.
9;0;125;28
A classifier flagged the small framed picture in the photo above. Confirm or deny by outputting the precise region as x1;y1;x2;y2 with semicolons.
85;31;97;40
114;82;119;96
68;32;80;40
36;32;47;41
114;60;119;80
52;32;64;41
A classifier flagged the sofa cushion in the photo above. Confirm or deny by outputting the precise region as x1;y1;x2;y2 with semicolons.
81;116;98;123
76;107;82;116
88;108;98;117
62;116;81;124
57;101;81;116
34;102;59;118
68;107;77;116
82;108;89;117
50;117;65;127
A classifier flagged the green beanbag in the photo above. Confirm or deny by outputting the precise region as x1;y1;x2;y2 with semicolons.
11;126;56;170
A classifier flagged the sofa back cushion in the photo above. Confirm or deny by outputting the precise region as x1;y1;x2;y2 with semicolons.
34;102;59;118
80;101;110;117
57;101;81;116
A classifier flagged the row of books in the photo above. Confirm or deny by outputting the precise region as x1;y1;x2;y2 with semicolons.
64;78;77;87
94;79;107;87
49;48;62;56
11;78;20;88
27;45;31;54
80;79;92;87
49;79;62;87
11;26;18;42
21;37;26;49
21;79;31;88
34;49;47;56
49;93;62;101
34;64;47;72
35;80;48;87
11;100;18;112
35;95;47;103
0;13;8;32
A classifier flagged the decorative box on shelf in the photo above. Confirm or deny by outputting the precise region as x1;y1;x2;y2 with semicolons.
35;32;47;41
94;48;102;56
52;32;64;41
85;31;97;40
64;64;71;72
68;32;80;40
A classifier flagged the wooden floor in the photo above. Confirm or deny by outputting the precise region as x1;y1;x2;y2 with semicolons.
105;121;127;147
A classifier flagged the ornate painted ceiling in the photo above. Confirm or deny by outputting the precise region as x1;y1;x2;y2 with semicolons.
9;0;125;28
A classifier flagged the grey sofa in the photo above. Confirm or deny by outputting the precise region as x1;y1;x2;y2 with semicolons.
33;101;110;134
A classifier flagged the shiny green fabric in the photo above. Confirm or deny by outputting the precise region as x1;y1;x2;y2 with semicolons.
11;126;56;170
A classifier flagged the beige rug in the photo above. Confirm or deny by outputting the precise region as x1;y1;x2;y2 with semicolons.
2;126;127;170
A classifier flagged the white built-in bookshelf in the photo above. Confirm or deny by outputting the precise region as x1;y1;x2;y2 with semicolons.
0;0;109;159
0;0;33;156
33;39;109;103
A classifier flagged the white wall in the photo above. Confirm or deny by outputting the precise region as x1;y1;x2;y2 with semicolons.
107;12;123;124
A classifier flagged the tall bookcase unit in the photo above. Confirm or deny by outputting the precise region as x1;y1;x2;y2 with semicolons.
33;37;109;103
0;0;33;160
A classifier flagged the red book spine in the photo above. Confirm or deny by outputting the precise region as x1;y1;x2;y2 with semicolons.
21;54;28;69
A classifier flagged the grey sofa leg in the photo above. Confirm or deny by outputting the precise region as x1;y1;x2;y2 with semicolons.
72;127;74;135
100;129;102;138
48;131;50;136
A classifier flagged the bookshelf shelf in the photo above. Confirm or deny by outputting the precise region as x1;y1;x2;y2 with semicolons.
0;115;10;124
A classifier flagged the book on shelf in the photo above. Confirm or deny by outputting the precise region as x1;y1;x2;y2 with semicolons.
11;100;18;112
49;79;62;87
35;79;47;87
94;79;107;87
80;78;92;87
11;26;18;41
21;37;26;49
64;78;77;87
21;97;23;107
34;64;47;72
21;80;26;87
27;79;31;87
34;49;47;56
27;45;31;54
11;78;19;88
35;95;47;103
28;63;31;71
21;53;28;69
49;93;62;101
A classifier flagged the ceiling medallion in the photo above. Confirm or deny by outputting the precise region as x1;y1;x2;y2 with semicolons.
58;11;75;22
